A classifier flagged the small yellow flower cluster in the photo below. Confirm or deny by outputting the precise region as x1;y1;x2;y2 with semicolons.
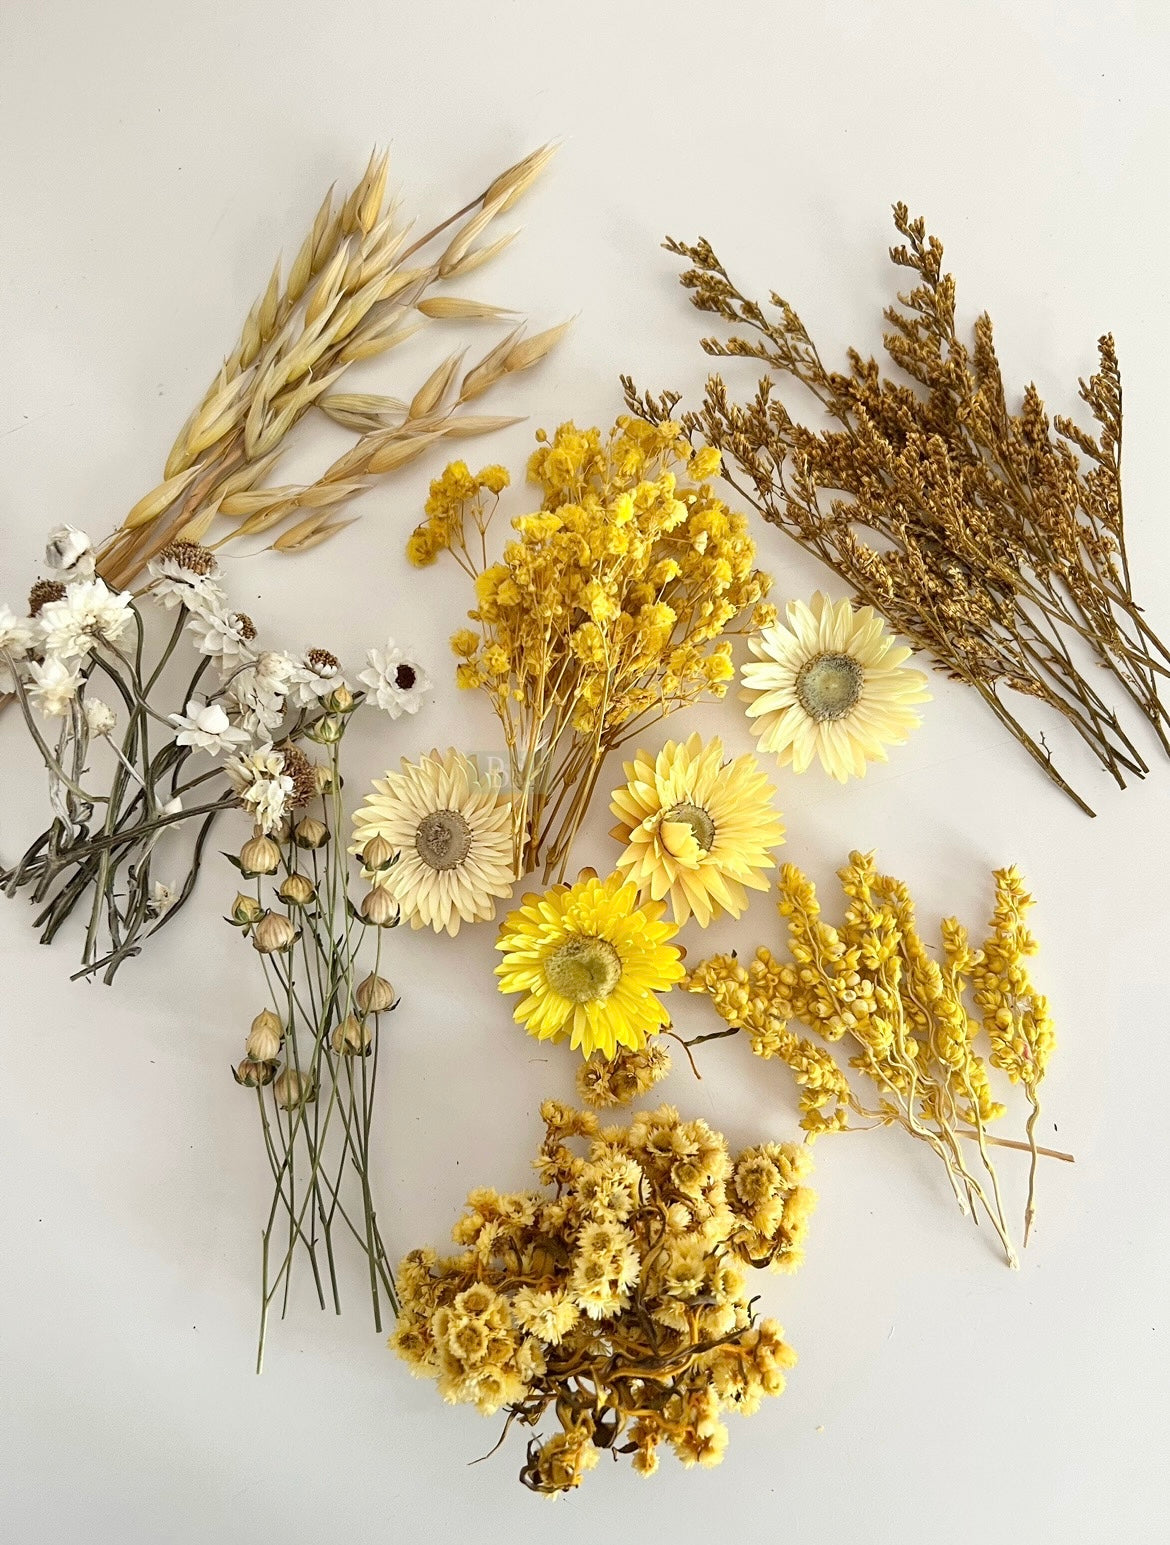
406;419;773;877
391;1099;814;1494
576;1040;672;1109
686;853;1056;1264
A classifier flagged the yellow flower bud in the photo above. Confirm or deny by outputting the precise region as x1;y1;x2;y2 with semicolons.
293;817;329;850
360;886;398;927
278;872;316;907
233;1058;277;1088
361;834;396;872
331;1013;372;1055
230;892;264;926
239;833;281;877
252;912;298;954
245;1009;284;1062
355;973;396;1014
274;1068;316;1110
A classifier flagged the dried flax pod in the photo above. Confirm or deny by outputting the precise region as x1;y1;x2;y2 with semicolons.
95;144;566;591
625;205;1170;814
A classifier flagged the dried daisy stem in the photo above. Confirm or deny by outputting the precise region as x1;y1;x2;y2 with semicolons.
626;205;1170;813
92;145;562;592
229;715;406;1370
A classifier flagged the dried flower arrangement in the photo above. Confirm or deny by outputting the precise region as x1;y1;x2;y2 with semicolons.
392;1100;815;1493
406;418;774;879
94;144;565;589
226;680;424;1367
685;854;1062;1265
624;204;1170;813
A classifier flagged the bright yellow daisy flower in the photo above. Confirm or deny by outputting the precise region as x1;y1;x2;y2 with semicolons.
609;733;785;926
495;871;685;1060
741;592;930;781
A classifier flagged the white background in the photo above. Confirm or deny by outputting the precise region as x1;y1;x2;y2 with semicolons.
1;2;1168;1540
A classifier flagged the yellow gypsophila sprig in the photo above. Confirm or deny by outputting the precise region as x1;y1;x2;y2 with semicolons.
406;418;774;879
391;1100;814;1494
685;853;1060;1266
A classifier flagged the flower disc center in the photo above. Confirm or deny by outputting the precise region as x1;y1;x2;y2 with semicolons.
415;809;473;871
545;936;623;1004
663;800;716;853
795;652;864;721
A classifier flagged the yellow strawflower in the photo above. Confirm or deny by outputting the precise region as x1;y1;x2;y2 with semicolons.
495;871;685;1060
610;732;785;926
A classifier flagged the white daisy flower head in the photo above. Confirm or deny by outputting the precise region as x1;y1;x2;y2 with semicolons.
147;541;225;614
221;652;295;738
289;648;347;708
83;696;118;738
45;525;95;578
358;641;430;718
25;656;84;717
0;605;37;692
170;698;252;755
225;744;295;834
38;579;134;661
351;747;515;936
188;608;258;672
740;592;931;782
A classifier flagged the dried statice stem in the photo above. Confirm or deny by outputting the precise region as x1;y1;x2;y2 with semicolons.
625;205;1170;813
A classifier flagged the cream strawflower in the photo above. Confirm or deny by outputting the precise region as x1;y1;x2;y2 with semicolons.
610;733;784;926
170;698;252;755
25;656;84;716
358;641;430;718
351;748;514;936
225;744;295;834
38;579;134;661
741;593;930;781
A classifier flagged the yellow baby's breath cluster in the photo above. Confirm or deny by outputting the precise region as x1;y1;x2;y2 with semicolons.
686;853;1057;1265
576;1041;673;1110
392;1100;814;1494
406;418;774;878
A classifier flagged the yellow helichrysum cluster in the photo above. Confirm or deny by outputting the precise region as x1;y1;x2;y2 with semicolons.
391;1100;814;1495
685;853;1056;1265
406;418;774;878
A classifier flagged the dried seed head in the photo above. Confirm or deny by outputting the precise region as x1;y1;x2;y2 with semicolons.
361;886;397;927
279;745;319;808
305;647;341;674
245;1010;284;1062
252;912;298;954
356;973;396;1014
239;833;281;877
229;892;265;926
28;579;66;616
361;834;396;872
331;1013;372;1055
278;872;316;907
156;540;217;575
233;612;258;642
293;816;329;850
274;1068;316;1110
233;1058;277;1089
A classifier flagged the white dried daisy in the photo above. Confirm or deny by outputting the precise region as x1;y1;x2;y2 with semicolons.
169;698;252;755
0;605;36;692
358;641;430;718
38;579;134;661
288;648;347;707
351;748;514;937
741;592;930;781
25;656;84;717
188;608;258;672
225;744;295;834
83;697;117;738
147;541;225;614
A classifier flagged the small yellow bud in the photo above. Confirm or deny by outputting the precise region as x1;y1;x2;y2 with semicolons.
331;1013;372;1055
293;817;329;850
252;912;298;954
355;972;396;1014
230;892;264;926
307;713;345;744
233;1058;277;1088
325;683;355;713
360;833;396;872
274;1068;316;1110
245;1009;284;1062
312;764;335;796
278;872;316;907
360;887;398;927
239;833;281;877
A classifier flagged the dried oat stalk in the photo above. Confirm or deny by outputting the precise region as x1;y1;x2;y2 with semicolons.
95;145;564;592
625;205;1170;814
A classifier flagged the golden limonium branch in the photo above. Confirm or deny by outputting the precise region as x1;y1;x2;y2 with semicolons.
625;204;1170;815
684;853;1059;1266
94;144;566;592
392;1100;815;1493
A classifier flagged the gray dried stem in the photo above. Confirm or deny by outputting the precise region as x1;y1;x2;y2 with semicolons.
95;145;563;590
625;207;1170;815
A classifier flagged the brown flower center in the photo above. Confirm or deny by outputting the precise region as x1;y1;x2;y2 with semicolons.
795;652;864;721
545;936;623;1004
415;809;472;871
662;800;716;853
395;663;417;690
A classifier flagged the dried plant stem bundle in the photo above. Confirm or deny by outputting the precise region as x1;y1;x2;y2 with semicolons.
94;144;563;592
685;854;1057;1266
626;206;1170;814
229;715;406;1370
